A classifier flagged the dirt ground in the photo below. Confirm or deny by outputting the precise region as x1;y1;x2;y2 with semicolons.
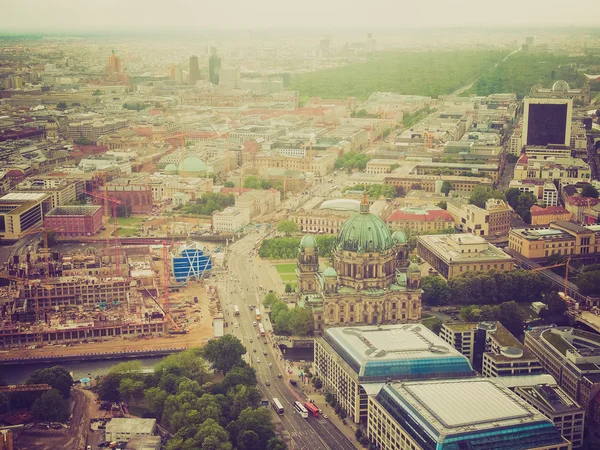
0;281;215;362
14;388;94;450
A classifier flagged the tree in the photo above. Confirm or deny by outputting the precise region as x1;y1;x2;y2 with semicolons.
421;276;451;306
193;418;230;449
581;183;599;199
515;192;536;224
440;181;453;196
229;407;276;449
224;181;235;188
437;201;447;210
155;348;210;384
119;378;145;404
506;154;519;163
469;186;505;208
31;389;69;422
144;387;168;418
505;188;521;209
266;437;288;450
277;220;299;235
203;335;246;375
27;366;73;398
75;137;91;145
92;89;102;95
110;360;142;375
285;283;293;293
263;292;279;308
56;102;67;111
497;301;526;336
539;291;569;321
96;372;124;401
575;269;600;296
312;377;323;389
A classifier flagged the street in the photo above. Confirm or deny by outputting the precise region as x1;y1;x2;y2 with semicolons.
218;232;356;450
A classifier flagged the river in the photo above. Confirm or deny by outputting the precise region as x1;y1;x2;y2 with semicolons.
0;356;164;385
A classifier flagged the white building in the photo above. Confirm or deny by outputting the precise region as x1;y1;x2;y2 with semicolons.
213;207;250;233
105;418;156;442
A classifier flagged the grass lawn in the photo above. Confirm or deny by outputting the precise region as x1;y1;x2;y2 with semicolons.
275;264;297;274
109;216;145;227
117;227;138;237
280;273;298;282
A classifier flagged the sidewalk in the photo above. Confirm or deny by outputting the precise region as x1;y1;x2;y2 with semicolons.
304;389;362;450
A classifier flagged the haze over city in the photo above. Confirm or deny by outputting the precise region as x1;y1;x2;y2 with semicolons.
2;4;600;450
3;0;600;31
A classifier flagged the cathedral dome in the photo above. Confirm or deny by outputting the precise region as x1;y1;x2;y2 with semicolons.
335;213;394;253
392;230;408;244
323;267;338;278
300;234;317;249
407;261;421;274
164;163;178;174
552;80;569;91
180;156;207;173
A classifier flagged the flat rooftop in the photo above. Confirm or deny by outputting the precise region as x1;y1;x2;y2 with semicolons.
515;384;582;415
379;378;563;446
0;192;48;202
106;417;156;435
417;234;512;264
322;324;474;380
46;205;102;217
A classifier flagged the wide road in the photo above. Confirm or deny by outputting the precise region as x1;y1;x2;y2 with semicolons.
218;232;356;450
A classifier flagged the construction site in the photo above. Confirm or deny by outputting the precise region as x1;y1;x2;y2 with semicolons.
0;224;222;359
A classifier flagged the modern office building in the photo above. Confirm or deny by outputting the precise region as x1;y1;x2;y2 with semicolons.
368;378;571;450
0;192;53;239
417;233;513;279
522;98;573;148
525;326;600;418
189;55;200;84
314;324;475;423
514;384;585;448
440;321;543;376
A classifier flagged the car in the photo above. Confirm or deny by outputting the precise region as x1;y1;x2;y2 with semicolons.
277;373;282;378
253;321;257;326
263;351;267;355
253;348;257;352
249;338;253;343
87;446;92;450
265;380;270;386
257;333;260;338
263;339;267;344
257;358;260;363
268;363;272;368
322;413;329;419
234;323;239;328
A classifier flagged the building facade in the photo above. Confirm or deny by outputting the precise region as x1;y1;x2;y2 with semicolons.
417;233;513;279
43;205;103;236
297;194;423;331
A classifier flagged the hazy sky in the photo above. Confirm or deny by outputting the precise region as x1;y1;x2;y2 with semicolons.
2;0;600;32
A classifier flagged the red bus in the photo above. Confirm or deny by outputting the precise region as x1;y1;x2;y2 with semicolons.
304;402;319;418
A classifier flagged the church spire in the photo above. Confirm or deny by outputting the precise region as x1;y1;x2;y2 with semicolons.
360;189;369;214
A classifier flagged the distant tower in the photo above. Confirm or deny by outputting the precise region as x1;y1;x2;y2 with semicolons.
107;50;121;74
209;53;221;85
189;55;200;85
296;235;319;293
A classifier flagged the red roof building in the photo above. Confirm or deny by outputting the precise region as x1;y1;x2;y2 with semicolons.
530;205;572;226
387;208;454;233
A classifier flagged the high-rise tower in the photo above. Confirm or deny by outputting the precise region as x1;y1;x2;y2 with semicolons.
189;55;200;85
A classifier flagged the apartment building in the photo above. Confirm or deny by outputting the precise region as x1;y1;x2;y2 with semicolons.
447;199;511;237
531;206;573;226
386;207;454;233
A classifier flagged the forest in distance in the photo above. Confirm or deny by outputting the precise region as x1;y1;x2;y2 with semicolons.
291;49;600;101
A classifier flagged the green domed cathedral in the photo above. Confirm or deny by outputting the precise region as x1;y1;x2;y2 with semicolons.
297;193;422;331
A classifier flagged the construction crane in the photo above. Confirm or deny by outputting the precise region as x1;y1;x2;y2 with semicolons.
532;257;571;296
84;190;122;276
141;284;187;334
162;240;171;313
